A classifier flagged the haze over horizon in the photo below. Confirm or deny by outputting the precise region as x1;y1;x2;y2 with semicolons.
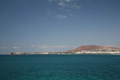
0;0;120;54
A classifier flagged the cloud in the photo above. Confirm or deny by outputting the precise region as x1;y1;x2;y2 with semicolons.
48;0;53;2
57;15;67;19
12;47;20;49
104;42;120;47
58;1;65;7
29;45;78;52
31;45;68;49
49;0;80;9
0;47;7;49
46;9;55;15
47;0;80;19
48;0;72;2
30;45;36;47
57;0;72;8
66;0;72;2
39;45;49;49
30;45;77;49
71;4;80;9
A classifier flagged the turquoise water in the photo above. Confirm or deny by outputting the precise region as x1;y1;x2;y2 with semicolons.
0;55;120;80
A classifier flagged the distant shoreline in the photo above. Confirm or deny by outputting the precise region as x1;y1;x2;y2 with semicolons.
9;52;120;55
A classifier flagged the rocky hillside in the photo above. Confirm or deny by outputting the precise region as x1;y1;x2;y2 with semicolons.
68;45;120;52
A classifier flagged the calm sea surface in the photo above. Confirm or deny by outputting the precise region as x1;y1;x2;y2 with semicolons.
0;55;120;80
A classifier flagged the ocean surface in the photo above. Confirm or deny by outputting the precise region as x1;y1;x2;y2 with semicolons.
0;55;120;80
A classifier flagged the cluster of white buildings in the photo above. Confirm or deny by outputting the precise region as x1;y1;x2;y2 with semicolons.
10;49;120;55
10;52;49;55
74;51;120;54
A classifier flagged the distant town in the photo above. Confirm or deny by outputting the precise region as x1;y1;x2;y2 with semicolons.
10;45;120;55
10;51;120;55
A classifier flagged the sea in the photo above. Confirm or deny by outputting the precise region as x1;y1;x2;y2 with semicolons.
0;54;120;80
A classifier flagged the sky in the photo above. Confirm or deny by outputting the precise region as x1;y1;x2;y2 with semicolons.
0;0;120;54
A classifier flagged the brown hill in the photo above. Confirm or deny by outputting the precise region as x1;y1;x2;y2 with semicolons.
68;45;120;52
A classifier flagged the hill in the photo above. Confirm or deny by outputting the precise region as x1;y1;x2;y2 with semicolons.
68;45;120;52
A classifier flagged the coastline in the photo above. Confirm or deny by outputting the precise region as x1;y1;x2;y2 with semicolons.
9;52;120;55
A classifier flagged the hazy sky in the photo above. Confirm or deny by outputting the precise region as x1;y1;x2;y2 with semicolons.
0;0;120;54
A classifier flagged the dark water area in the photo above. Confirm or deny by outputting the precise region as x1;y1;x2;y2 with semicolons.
0;55;120;80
